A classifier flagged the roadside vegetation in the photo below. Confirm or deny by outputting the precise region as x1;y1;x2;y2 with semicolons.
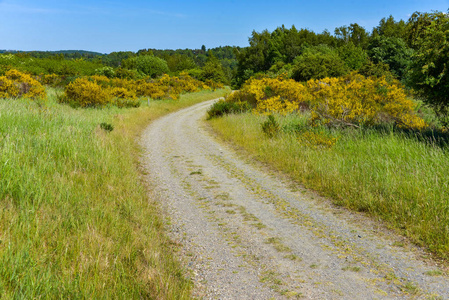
1;5;448;297
208;10;449;260
0;71;229;297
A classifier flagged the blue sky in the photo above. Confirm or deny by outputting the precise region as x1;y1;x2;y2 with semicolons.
0;0;447;53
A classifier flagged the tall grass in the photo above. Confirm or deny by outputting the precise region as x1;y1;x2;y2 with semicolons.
209;113;449;259
0;88;229;298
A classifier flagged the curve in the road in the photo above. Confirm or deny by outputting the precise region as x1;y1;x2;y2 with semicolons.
140;99;449;299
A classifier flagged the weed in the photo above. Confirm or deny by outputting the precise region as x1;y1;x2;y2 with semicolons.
425;270;443;276
100;122;114;132
262;114;280;138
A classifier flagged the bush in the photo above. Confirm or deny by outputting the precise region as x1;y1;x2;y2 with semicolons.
123;55;169;78
61;78;110;107
231;73;427;130
39;74;64;87
261;114;280;137
227;76;309;114
113;98;141;108
95;66;116;78
110;87;140;108
0;69;46;100
307;73;426;129
207;99;251;119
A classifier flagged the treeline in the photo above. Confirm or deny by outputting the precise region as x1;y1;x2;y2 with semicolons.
233;10;449;116
0;46;239;84
234;15;415;85
1;9;447;112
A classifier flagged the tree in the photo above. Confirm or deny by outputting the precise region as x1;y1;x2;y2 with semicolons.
123;55;169;78
337;42;369;70
407;10;449;112
372;15;407;40
291;45;348;82
367;36;413;78
335;23;369;48
200;55;227;83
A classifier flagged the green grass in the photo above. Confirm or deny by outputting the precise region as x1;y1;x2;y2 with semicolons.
208;112;449;260
0;87;229;298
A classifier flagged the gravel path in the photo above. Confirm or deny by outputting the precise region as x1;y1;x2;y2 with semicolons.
140;99;449;299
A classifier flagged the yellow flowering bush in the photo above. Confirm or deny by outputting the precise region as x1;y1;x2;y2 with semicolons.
0;76;19;98
135;73;208;100
307;73;426;130
110;87;140;108
60;73;214;107
0;69;46;100
230;73;426;130
62;78;110;107
227;76;309;115
109;87;137;100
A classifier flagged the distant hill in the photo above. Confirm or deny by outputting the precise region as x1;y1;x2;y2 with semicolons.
0;50;105;60
0;50;104;55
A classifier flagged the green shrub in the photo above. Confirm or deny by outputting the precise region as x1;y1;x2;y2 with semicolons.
207;99;251;119
123;55;169;78
100;122;114;131
95;66;116;78
113;98;141;108
261;114;280;138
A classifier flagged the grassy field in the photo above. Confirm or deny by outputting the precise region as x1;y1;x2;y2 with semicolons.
208;112;449;260
0;88;229;298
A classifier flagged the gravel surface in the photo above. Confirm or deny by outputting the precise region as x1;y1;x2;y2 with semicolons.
140;99;449;299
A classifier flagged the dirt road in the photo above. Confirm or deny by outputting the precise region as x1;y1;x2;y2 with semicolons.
140;99;449;299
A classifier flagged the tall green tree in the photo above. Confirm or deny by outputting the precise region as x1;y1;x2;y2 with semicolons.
200;55;227;84
337;42;369;70
291;45;348;82
335;23;370;48
367;36;413;78
407;10;449;112
372;15;407;39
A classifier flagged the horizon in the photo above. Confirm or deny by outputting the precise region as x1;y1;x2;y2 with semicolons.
1;0;448;53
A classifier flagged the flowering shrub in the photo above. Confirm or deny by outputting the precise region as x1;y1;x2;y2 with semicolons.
61;78;110;107
0;69;46;100
61;73;214;108
110;87;140;108
0;76;19;98
135;73;209;100
307;73;426;130
226;76;309;115
229;73;427;130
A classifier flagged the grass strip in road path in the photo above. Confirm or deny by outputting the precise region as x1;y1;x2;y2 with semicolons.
208;112;449;261
0;88;229;299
